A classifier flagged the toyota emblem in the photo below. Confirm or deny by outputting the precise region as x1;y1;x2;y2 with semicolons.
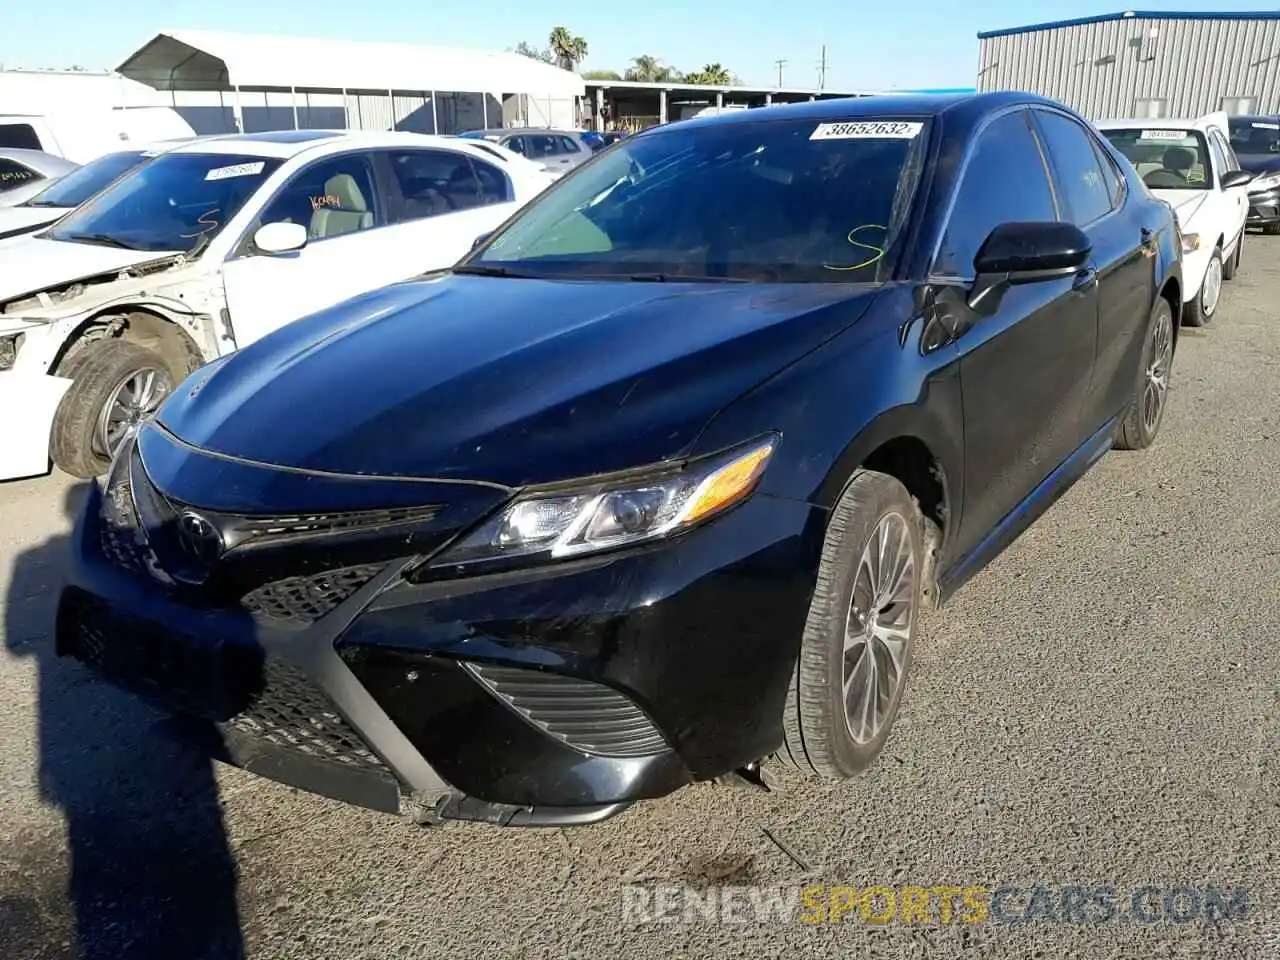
176;511;223;565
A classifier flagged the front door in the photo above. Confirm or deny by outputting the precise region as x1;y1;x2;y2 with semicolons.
1210;127;1249;249
931;108;1100;562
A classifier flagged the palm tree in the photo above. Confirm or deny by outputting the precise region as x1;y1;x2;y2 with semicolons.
625;55;680;83
685;63;734;85
548;27;588;71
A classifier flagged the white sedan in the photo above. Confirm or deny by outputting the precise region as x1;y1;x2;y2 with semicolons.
1098;112;1253;327
0;129;556;481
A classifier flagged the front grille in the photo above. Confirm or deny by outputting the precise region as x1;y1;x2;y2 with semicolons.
240;563;386;625
60;589;388;773
220;658;385;770
464;663;670;759
231;504;444;542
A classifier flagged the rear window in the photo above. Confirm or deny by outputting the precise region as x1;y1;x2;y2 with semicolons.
474;117;931;283
0;157;41;193
23;150;149;208
0;123;41;151
1101;127;1212;190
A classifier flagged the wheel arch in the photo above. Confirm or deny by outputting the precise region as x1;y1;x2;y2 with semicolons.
52;306;202;381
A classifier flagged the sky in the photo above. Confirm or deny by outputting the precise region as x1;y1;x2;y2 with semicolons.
0;0;1274;92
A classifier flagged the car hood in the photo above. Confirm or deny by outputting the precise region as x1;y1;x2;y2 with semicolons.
0;236;184;305
0;205;68;242
158;274;882;486
1235;153;1280;176
1151;191;1208;229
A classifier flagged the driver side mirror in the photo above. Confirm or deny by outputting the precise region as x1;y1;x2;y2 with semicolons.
968;221;1092;313
1221;169;1256;189
253;221;308;255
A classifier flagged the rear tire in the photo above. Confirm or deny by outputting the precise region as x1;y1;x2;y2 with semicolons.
1115;297;1175;451
49;340;175;479
776;470;923;779
1182;246;1222;328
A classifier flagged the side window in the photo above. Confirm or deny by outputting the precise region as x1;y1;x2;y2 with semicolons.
0;123;42;151
257;152;379;241
933;111;1056;279
1213;130;1241;173
385;148;510;220
0;158;41;193
501;136;527;157
558;136;581;154
1206;130;1229;182
1091;138;1124;207
527;135;559;158
1034;111;1114;226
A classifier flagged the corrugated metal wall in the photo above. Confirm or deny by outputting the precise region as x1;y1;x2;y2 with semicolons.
978;15;1280;118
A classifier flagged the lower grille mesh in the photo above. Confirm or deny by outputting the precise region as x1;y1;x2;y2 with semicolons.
240;563;386;625
465;663;670;759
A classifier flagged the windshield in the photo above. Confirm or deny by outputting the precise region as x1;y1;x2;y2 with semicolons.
1101;127;1212;190
469;117;930;282
1228;117;1280;155
47;152;284;253
23;150;150;208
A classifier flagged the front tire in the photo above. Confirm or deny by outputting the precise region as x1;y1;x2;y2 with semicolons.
1115;297;1175;451
1182;246;1223;328
50;340;175;479
777;470;923;778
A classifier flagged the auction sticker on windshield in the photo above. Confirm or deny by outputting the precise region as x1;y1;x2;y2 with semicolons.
1253;122;1280;130
205;161;267;181
810;121;923;141
1139;130;1189;141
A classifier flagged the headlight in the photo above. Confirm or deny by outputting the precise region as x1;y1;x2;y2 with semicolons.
1181;232;1201;253
424;435;778;572
1251;172;1280;192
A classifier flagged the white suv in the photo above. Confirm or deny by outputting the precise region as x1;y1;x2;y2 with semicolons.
0;130;555;482
1097;112;1254;326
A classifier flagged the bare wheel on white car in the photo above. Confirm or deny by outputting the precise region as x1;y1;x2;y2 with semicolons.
1182;245;1223;327
1115;296;1175;451
49;340;176;479
777;469;923;778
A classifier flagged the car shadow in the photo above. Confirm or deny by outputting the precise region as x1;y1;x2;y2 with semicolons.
3;482;246;960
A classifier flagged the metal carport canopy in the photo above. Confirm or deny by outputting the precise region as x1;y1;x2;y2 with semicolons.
115;28;585;99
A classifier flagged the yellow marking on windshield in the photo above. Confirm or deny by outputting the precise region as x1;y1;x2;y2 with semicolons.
823;224;887;272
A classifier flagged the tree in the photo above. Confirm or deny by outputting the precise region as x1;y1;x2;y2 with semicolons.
684;63;734;85
624;55;681;83
548;26;588;71
511;41;555;65
582;69;622;80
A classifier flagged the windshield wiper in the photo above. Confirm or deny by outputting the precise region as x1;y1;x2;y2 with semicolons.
61;232;137;250
452;264;531;278
22;199;68;208
624;273;750;283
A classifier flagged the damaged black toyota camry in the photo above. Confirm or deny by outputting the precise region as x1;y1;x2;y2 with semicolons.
57;92;1182;827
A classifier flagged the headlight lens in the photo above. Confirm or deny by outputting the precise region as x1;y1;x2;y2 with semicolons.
1251;172;1280;192
428;436;778;570
1181;232;1201;253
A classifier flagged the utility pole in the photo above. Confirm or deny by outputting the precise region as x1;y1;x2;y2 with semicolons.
817;45;828;90
775;58;787;87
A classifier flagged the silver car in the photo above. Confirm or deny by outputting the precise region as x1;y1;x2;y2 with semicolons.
458;127;594;176
0;149;79;208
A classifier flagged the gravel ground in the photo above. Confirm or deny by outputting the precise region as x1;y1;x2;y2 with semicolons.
2;244;1280;960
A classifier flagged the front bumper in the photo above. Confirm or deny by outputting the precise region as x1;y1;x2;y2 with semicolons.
1248;187;1280;226
0;369;71;481
56;438;825;825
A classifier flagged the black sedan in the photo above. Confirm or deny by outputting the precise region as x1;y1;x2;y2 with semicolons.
56;92;1183;827
1227;114;1280;233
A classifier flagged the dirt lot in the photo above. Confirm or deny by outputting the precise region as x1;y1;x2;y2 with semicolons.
2;245;1280;960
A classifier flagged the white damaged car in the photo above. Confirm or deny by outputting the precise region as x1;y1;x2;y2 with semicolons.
1098;112;1253;327
0;129;557;481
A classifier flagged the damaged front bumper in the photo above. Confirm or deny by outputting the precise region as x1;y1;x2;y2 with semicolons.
0;367;71;481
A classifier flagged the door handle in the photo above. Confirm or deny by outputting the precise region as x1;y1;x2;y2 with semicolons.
1073;266;1098;291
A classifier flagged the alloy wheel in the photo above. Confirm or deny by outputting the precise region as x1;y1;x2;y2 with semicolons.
95;365;173;458
842;511;916;745
1142;305;1174;435
1202;254;1223;316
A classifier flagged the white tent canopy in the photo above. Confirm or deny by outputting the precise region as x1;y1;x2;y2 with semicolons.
116;29;585;100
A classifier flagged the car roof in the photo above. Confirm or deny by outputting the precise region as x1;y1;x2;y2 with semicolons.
0;147;80;175
166;130;467;159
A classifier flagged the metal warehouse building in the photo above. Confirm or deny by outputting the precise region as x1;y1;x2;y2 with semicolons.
977;10;1280;118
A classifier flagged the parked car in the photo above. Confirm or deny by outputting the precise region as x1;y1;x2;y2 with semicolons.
457;127;595;176
56;92;1182;828
0;141;194;241
0;148;79;208
0;129;556;482
1098;113;1251;326
1227;115;1280;234
0;107;196;164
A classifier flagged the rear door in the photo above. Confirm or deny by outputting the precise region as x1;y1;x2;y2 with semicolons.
934;108;1100;563
220;149;397;347
1031;107;1153;432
